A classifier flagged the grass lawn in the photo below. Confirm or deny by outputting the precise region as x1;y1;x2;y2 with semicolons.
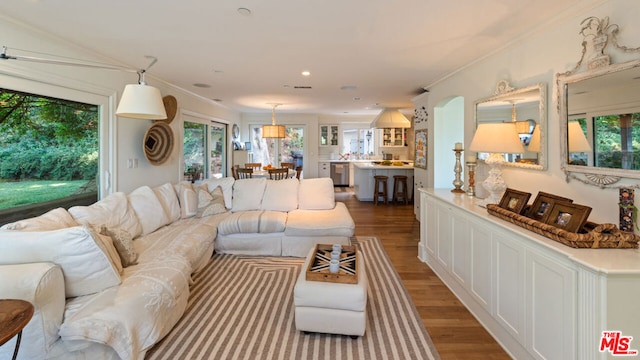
0;180;88;210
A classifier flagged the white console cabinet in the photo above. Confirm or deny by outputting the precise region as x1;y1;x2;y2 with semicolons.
419;189;640;360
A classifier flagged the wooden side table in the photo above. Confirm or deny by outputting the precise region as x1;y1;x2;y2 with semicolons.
0;299;35;360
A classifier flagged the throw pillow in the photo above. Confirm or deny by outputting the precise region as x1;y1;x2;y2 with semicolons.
93;230;124;275
127;186;170;236
174;182;198;218
202;177;235;209
0;225;122;297
196;185;227;218
100;225;138;267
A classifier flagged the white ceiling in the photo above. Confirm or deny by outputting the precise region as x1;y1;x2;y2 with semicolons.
0;0;585;116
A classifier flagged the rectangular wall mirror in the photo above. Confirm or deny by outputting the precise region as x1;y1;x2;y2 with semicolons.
558;60;640;184
474;81;547;170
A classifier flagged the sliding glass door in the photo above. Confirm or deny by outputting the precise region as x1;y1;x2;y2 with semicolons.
183;115;227;181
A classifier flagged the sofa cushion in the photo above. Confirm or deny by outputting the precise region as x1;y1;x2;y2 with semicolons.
0;226;122;297
174;182;198;219
202;176;235;209
153;182;182;223
218;210;287;235
69;192;143;239
196;185;227;217
0;207;78;231
285;202;355;237
261;178;299;212
232;178;267;212
128;185;170;236
298;178;335;210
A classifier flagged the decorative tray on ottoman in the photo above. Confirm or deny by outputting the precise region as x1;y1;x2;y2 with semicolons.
306;244;359;284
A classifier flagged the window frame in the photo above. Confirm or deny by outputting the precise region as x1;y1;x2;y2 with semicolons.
0;71;112;198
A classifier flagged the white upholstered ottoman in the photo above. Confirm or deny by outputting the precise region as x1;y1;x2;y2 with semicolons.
293;247;368;337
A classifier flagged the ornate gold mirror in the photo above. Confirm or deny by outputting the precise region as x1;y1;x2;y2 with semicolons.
474;80;547;170
557;16;640;188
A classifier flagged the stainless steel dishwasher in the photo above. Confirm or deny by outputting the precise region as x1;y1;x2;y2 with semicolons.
330;162;349;187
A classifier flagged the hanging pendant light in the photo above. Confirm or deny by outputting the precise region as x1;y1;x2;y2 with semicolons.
262;104;286;138
116;69;167;119
370;108;411;129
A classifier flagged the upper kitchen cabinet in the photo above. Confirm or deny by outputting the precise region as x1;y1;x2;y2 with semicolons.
380;128;406;147
320;124;339;147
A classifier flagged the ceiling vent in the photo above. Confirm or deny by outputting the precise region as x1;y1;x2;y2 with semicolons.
293;86;312;89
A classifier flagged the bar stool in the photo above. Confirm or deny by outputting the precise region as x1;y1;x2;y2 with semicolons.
392;175;409;205
373;175;388;205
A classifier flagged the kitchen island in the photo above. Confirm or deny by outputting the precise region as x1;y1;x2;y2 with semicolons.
353;162;414;202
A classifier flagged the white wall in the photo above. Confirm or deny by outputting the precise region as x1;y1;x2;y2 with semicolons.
433;96;465;188
0;15;240;195
423;0;640;224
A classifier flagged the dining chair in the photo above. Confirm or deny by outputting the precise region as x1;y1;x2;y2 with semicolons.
268;168;289;180
280;162;295;169
231;165;240;180
245;163;261;171
295;166;302;180
237;168;253;179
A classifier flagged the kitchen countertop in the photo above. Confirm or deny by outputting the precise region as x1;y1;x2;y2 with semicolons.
318;159;379;163
353;162;415;170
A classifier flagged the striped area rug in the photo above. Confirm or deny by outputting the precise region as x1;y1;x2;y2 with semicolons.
145;236;440;360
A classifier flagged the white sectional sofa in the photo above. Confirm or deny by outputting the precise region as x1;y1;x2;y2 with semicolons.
0;177;353;360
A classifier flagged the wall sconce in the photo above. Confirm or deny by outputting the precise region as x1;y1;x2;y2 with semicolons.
1;46;167;120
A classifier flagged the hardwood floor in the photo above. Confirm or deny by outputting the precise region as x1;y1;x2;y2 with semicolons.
339;192;511;360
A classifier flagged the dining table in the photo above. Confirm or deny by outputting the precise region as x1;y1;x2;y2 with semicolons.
252;169;295;178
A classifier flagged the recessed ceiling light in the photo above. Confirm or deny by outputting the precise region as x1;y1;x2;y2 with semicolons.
301;71;311;76
237;7;251;16
193;83;212;88
341;85;357;91
353;97;361;101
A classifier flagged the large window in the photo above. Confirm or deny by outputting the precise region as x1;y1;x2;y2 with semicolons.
183;115;227;181
0;88;99;224
342;128;375;158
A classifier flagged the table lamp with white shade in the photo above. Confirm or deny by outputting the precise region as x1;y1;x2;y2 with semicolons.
567;121;592;165
468;122;525;205
527;124;541;153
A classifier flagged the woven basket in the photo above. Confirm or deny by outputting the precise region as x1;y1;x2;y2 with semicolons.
486;204;639;249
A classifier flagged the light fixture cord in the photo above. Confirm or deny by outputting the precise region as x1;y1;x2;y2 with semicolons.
271;104;281;125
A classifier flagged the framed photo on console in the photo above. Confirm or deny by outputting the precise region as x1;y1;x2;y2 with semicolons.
527;192;574;222
545;202;592;233
498;188;531;215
